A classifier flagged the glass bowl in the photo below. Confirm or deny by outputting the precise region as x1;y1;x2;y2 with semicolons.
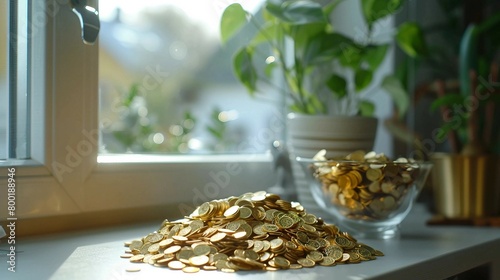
296;156;432;239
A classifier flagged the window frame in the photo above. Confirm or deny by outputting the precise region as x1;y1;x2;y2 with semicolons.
0;0;275;229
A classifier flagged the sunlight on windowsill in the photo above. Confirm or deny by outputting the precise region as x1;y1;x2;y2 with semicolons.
97;152;272;164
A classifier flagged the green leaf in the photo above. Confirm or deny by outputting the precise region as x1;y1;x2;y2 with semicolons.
381;75;409;116
339;42;362;68
264;60;277;78
361;0;404;25
266;0;326;25
124;84;139;107
289;103;304;113
326;74;347;98
396;22;428;57
302;32;355;65
430;93;464;112
458;24;478;96
207;126;223;140
290;22;327;51
250;21;279;47
233;47;258;94
307;94;325;114
323;0;344;17
364;44;389;71
359;100;375;116
354;69;373;91
220;4;248;44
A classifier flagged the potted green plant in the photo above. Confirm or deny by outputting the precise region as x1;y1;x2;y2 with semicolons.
220;0;424;214
220;0;423;155
429;10;500;219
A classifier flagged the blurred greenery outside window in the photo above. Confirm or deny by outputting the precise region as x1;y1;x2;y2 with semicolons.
98;0;282;155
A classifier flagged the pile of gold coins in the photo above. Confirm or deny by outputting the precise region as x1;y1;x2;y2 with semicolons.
121;191;383;273
311;150;420;220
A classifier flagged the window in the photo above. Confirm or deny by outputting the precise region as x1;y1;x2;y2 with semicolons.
1;1;33;162
0;0;275;229
98;1;282;154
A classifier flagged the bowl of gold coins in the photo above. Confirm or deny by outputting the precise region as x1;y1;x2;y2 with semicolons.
297;150;432;239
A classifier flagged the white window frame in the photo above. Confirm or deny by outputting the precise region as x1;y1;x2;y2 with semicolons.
0;0;275;225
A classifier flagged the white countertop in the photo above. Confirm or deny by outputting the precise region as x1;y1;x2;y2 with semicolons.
1;204;499;280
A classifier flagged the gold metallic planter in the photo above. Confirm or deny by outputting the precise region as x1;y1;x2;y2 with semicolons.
431;153;500;218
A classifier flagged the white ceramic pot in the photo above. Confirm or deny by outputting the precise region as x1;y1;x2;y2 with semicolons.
287;114;378;221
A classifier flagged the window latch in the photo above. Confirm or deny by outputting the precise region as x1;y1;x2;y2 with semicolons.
71;0;100;45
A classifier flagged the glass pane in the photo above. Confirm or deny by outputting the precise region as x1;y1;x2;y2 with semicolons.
98;0;282;154
0;1;7;159
2;1;30;160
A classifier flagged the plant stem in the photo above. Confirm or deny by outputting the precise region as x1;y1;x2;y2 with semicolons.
436;79;460;153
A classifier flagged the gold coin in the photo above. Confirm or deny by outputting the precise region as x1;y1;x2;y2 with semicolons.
278;216;295;229
270;238;284;251
125;266;141;272
147;243;160;254
190;220;204;231
159;238;174;248
129;240;143;251
150;253;165;261
349;252;361;263
182;266;200;273
253;240;264;253
319;256;336;266
307;251;324;262
239;206;253;219
357;247;373;260
262;223;279;232
129;254;144;263
226;221;242;231
178;249;194;263
297;258;315;267
172;235;188;242
178;226;192;236
366;168;382;181
197;202;211;216
213;253;229;262
253;224;265;235
273;256;290;269
296;231;309;243
214;259;230;270
302;214;317;224
301;224;316;233
233;231;247;239
168;260;186;270
163;245;181;255
260;251;272;262
347;150;365;161
341;253;350;262
334;236;350;248
265;266;279;271
224;205;240;218
193;244;211;256
189;255;209;266
210;232;227;242
244;249;260;261
122;190;384;272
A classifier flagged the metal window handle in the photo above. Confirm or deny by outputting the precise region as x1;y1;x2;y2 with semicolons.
71;0;100;45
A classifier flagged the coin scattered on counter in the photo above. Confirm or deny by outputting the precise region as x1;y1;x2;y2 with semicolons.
311;150;421;221
121;191;383;273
